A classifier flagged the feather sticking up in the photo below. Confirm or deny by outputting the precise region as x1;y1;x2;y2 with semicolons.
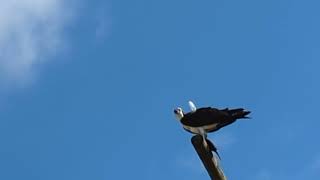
188;100;197;112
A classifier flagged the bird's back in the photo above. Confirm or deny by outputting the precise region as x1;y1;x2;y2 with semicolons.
181;107;228;127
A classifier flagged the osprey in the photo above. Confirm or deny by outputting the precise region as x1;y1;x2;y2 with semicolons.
174;101;250;155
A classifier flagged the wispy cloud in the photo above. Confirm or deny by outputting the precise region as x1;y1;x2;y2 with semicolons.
254;169;272;180
250;153;320;180
175;149;204;174
311;153;320;172
95;6;112;41
0;0;74;86
173;142;207;177
210;131;236;151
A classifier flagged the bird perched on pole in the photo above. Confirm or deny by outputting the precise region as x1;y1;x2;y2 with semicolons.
174;101;250;157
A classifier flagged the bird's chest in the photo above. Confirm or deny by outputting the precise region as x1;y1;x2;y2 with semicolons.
182;123;219;134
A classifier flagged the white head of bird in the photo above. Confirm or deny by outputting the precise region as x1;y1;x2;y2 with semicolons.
174;107;184;120
174;100;197;120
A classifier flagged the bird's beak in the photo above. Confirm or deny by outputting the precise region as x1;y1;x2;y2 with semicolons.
173;109;178;114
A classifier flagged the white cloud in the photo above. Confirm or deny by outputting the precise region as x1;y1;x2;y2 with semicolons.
0;0;73;86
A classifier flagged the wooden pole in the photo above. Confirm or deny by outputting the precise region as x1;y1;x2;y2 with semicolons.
191;135;227;180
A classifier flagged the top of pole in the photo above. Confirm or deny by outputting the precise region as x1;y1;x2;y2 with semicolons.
191;135;227;180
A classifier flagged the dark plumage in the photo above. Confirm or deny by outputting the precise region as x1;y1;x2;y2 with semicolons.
174;102;251;157
181;107;250;133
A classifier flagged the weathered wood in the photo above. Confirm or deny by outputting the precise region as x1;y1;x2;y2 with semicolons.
191;135;227;180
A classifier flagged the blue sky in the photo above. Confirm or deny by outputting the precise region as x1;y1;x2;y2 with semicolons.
1;0;320;179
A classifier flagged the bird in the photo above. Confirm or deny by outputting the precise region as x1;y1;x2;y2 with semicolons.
174;101;250;156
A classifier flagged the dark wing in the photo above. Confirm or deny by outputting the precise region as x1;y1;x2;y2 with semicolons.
207;108;250;132
181;107;229;127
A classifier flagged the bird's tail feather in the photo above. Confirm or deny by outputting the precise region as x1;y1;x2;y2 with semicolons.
231;109;251;119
